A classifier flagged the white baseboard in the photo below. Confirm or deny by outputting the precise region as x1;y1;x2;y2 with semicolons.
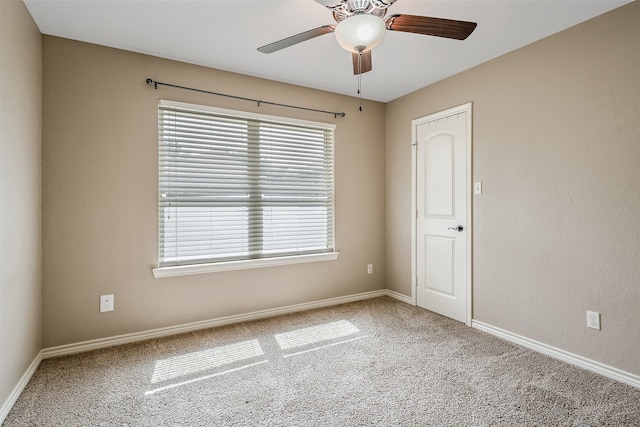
0;350;43;425
42;289;390;359
472;320;640;390
384;289;414;305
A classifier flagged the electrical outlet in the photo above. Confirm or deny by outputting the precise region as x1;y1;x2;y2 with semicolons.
100;294;114;312
367;264;373;275
586;310;600;330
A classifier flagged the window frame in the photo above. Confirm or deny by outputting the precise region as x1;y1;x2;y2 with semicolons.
152;100;339;278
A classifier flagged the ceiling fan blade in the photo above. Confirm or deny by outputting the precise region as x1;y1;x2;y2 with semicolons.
352;50;372;75
258;25;335;53
385;14;477;40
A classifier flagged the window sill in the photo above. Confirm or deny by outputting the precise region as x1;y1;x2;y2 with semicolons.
152;252;340;278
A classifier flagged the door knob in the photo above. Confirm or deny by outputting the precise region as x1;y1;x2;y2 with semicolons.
448;225;464;232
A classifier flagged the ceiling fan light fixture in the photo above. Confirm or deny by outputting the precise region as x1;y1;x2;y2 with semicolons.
335;14;385;53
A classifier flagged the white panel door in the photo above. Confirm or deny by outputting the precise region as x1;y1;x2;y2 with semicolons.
414;106;470;323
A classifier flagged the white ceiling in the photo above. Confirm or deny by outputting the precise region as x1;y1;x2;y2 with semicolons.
24;0;631;103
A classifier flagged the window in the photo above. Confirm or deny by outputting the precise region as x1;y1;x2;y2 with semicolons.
155;100;336;275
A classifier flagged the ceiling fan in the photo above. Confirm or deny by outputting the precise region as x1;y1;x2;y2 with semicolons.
257;0;477;75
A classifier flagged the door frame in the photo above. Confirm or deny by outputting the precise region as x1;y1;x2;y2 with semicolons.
410;102;473;326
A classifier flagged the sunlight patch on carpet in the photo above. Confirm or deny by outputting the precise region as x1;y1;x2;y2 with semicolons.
274;320;360;350
283;335;367;358
145;360;268;396
150;339;264;384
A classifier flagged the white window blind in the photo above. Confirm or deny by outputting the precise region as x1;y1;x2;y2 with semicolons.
158;100;335;268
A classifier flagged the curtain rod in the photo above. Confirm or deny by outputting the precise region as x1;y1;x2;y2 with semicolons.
146;78;346;118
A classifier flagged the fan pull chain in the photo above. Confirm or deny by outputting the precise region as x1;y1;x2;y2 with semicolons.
357;51;363;112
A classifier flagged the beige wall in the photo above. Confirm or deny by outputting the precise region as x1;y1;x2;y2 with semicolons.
386;2;640;375
0;0;42;408
42;36;386;348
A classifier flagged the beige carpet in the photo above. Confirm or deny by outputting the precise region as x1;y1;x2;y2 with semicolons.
5;297;640;426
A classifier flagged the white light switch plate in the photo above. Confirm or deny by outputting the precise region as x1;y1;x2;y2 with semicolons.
474;181;482;195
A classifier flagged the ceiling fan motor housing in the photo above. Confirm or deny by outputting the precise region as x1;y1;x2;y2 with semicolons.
332;0;395;22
